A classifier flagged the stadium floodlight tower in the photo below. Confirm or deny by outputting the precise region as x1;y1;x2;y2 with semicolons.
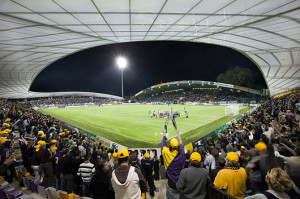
116;57;127;99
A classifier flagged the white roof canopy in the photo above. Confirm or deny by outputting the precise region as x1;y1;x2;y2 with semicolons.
0;0;299;98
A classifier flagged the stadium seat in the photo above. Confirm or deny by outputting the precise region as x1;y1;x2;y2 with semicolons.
46;187;59;199
0;180;8;186
0;188;8;199
30;181;38;193
68;193;79;199
7;189;23;199
0;176;4;182
17;195;33;199
24;176;34;190
37;183;48;198
58;190;69;199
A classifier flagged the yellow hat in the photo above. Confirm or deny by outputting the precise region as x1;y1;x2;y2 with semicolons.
243;126;247;129
112;152;118;158
108;153;111;157
4;129;11;133
36;145;40;151
51;139;57;143
39;141;46;146
0;138;6;144
2;123;10;127
241;146;245;149
118;149;129;159
41;134;46;138
145;153;150;159
170;138;179;148
255;142;267;151
37;140;43;145
190;152;201;162
5;118;11;122
287;110;290;112
38;131;43;135
282;115;286;118
227;152;239;162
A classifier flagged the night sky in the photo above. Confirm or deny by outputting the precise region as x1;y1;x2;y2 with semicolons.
30;41;266;97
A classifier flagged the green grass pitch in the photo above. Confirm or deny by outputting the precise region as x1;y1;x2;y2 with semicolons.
39;104;249;148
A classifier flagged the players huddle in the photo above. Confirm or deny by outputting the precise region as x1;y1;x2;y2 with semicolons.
150;108;188;119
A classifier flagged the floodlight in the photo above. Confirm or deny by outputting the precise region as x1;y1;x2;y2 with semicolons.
117;57;127;69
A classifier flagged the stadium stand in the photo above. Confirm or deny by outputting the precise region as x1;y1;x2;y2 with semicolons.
0;90;299;199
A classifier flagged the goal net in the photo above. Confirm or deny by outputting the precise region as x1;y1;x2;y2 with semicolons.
225;105;239;116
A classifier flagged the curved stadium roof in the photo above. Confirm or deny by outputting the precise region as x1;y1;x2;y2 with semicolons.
0;0;299;98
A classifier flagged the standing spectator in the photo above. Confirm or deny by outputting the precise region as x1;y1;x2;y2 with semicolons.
77;155;95;197
153;156;160;181
176;152;210;199
161;126;185;199
245;168;292;199
31;145;42;185
37;141;54;187
214;152;247;199
72;148;83;195
246;142;284;192
53;147;63;189
160;154;166;179
130;152;145;177
209;157;226;183
141;153;155;198
111;149;147;199
58;148;73;193
89;159;115;199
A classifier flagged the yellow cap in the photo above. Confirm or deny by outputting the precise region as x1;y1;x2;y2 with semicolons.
41;134;46;138
227;152;239;162
51;139;57;143
38;131;43;135
282;115;286;118
118;149;129;159
0;138;9;144
5;118;11;122
112;152;118;158
39;141;46;145
190;152;201;162
255;142;267;151
170;138;179;148
4;129;11;133
243;126;247;129
36;145;40;151
145;153;150;159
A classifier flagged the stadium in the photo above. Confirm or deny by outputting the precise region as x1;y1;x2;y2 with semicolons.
0;1;299;199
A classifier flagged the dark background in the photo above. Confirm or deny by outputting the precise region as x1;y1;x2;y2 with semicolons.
31;41;267;97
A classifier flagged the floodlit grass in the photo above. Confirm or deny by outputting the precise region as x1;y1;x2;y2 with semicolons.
39;104;249;148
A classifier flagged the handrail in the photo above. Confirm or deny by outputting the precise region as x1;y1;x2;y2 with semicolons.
207;185;238;199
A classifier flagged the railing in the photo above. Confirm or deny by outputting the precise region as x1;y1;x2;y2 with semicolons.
207;185;237;199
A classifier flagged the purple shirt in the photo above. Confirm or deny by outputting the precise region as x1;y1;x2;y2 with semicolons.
53;152;63;171
161;136;185;183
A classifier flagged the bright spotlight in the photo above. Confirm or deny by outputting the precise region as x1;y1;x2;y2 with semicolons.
117;57;127;69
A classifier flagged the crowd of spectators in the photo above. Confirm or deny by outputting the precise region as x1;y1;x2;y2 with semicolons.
141;89;254;104
0;90;299;199
27;96;116;108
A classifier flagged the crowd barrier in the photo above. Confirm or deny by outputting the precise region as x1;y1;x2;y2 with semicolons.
208;185;237;199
